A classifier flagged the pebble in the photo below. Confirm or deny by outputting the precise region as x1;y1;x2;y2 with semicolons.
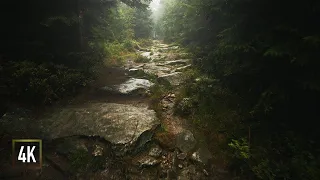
148;145;162;157
177;152;187;160
138;157;160;168
92;145;104;156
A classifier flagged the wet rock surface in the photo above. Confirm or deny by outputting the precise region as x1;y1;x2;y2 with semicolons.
159;72;185;86
101;78;154;95
124;43;192;87
191;147;213;165
177;165;204;180
40;103;159;145
141;62;172;76
176;130;197;153
163;59;191;66
135;156;160;168
175;64;192;72
177;152;187;160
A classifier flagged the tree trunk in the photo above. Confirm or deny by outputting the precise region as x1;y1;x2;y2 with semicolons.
75;0;83;51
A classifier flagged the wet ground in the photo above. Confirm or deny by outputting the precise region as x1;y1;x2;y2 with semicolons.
0;41;229;180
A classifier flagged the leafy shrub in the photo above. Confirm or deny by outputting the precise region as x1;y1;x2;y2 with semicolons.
137;39;153;47
134;54;151;63
4;60;90;105
104;42;126;57
158;0;320;179
228;138;251;176
122;39;136;52
174;97;196;116
103;41;143;65
69;148;91;172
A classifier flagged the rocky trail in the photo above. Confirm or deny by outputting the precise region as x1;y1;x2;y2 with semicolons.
0;41;228;180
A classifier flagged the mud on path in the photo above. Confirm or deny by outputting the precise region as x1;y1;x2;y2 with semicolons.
0;40;228;180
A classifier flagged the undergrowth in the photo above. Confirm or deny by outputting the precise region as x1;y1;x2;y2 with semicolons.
103;39;153;65
1;60;92;105
174;67;320;179
134;54;151;63
149;80;173;117
69;148;106;173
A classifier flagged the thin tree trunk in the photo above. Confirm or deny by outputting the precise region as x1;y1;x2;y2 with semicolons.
75;0;83;51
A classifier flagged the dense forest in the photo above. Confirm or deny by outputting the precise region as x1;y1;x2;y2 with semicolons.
1;0;320;179
155;0;320;179
0;0;152;108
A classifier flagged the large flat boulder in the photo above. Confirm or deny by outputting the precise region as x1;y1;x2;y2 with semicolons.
101;78;154;94
101;78;154;95
174;64;192;72
143;63;172;76
162;59;191;66
116;78;153;94
175;130;197;153
191;147;213;164
40;103;159;145
158;72;185;86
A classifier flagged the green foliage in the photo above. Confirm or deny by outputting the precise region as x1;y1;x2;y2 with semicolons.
149;81;172;117
251;159;276;180
104;42;128;58
0;0;154;107
88;3;153;65
134;54;151;63
157;0;320;179
132;8;153;39
228;139;250;160
123;39;136;51
175;69;245;133
69;148;91;171
5;61;89;105
174;97;195;116
228;138;252;177
68;148;106;172
137;38;153;47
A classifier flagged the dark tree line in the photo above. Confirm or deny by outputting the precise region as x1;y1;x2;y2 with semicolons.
157;0;320;179
0;0;152;111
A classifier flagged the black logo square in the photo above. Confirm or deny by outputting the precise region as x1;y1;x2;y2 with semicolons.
12;139;42;169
